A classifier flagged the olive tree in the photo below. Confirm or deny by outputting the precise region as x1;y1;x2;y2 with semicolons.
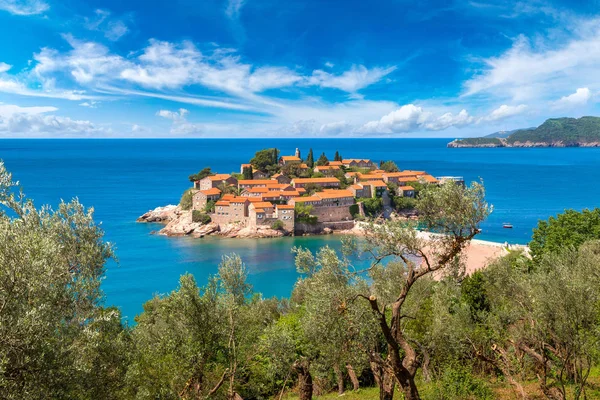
349;181;490;400
0;162;129;399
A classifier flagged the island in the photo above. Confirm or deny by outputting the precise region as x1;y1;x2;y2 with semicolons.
448;116;600;148
137;147;465;238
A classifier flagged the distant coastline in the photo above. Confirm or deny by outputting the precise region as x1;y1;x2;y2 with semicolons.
448;116;600;148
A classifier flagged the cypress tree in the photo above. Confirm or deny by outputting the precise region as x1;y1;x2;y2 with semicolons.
243;166;253;180
334;151;341;162
306;148;315;168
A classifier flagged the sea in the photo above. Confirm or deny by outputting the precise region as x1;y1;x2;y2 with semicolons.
4;138;600;321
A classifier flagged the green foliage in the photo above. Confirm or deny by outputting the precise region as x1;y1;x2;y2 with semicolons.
361;197;383;216
392;196;417;211
192;210;211;224
204;199;216;213
295;203;318;224
251;148;279;171
179;188;193;210
282;162;309;178
379;160;399;172
460;271;490;322
451;137;503;147
349;204;359;217
0;162;129;400
430;364;494;400
529;208;600;263
507;116;600;145
316;152;329;166
305;148;314;168
188;166;213;182
271;219;285;230
334;151;342;162
243;166;254;180
303;183;324;194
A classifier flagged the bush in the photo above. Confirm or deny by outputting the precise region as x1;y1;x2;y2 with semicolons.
271;220;284;230
192;211;211;224
362;197;383;217
349;204;359;217
180;189;193;210
393;196;417;211
430;364;493;400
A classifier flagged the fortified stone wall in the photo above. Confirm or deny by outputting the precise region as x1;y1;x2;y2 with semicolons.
311;205;353;222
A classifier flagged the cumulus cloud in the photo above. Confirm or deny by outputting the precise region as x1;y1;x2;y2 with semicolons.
156;108;189;121
0;62;11;73
482;104;528;122
361;104;474;134
0;103;104;135
553;87;592;108
156;108;204;134
0;0;49;15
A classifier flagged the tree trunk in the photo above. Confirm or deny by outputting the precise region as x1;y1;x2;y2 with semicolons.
333;363;345;395
293;359;313;400
369;358;395;400
396;373;420;400
346;363;360;391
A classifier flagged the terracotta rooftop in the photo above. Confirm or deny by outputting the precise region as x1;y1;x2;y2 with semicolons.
246;187;270;193
254;209;265;213
315;190;354;199
238;179;276;185
299;163;309;168
221;194;235;201
329;161;343;166
292;177;340;184
215;200;230;206
400;186;415;191
276;204;295;209
421;175;439;183
199;188;222;195
342;159;372;163
252;201;275;208
314;165;341;170
230;197;250;204
369;180;388;188
293;196;322;202
281;156;301;161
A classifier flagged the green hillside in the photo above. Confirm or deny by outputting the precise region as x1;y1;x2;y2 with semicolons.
449;116;600;147
507;116;600;145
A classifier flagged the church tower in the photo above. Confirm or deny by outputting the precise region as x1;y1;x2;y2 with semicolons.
295;147;301;159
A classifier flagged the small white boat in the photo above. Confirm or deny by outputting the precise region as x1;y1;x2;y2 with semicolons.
502;223;513;229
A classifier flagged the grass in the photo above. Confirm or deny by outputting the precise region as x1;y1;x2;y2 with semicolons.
281;368;600;400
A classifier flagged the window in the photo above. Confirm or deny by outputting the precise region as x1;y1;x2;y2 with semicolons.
257;215;263;219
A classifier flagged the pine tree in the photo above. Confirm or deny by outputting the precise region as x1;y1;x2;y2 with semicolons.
316;152;329;166
334;151;341;162
306;148;315;168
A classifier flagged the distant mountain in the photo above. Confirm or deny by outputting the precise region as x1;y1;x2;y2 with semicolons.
448;117;600;148
484;128;535;139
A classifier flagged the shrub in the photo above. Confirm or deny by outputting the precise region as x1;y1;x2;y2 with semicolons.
362;197;383;216
393;196;417;211
192;211;211;224
349;204;359;217
179;189;193;210
271;220;285;230
430;364;493;400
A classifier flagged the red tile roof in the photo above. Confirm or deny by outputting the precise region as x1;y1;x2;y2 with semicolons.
199;188;222;195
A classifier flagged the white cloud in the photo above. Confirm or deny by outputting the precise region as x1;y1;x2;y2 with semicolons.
361;104;474;134
0;0;48;15
324;62;334;68
225;0;246;19
553;87;592;108
319;120;351;135
463;18;600;102
0;62;11;73
0;103;104;135
307;65;397;93
157;108;189;121
85;9;129;41
482;104;528;121
79;101;99;108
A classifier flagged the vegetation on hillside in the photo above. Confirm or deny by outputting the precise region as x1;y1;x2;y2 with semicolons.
4;160;600;400
451;116;600;147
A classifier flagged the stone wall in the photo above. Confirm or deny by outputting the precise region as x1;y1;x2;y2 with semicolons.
311;205;353;222
295;220;355;234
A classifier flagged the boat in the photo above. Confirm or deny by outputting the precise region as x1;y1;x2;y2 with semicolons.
502;223;513;229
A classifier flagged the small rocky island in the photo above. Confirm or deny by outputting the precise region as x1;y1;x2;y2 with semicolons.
448;116;600;148
138;147;462;239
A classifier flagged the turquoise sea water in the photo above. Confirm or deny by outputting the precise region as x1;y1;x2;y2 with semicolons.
3;139;600;321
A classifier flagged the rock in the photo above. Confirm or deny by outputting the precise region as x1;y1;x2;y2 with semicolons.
191;223;220;238
137;205;179;223
323;227;333;234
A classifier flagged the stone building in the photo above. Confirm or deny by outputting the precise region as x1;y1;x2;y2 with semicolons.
291;177;341;189
197;174;238;190
192;188;221;211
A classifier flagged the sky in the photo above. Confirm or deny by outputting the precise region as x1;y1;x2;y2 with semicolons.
0;0;599;138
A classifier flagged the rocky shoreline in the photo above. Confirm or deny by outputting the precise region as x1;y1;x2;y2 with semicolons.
447;138;600;148
137;205;363;239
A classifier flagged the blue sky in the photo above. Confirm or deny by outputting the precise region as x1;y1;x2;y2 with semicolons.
0;0;599;137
